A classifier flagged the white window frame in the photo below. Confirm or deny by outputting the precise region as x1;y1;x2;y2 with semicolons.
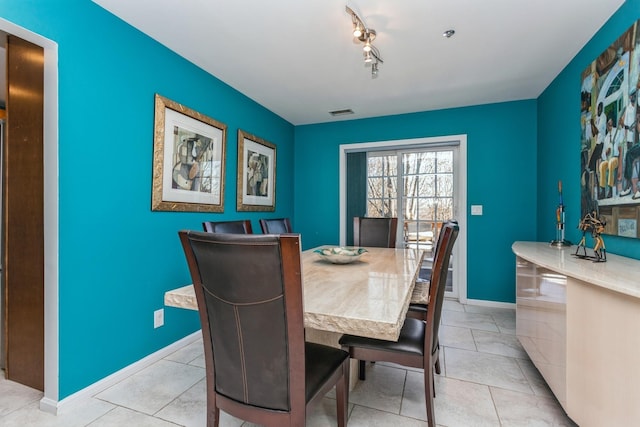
339;135;467;303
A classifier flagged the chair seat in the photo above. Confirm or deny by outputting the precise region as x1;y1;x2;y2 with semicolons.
339;318;425;356
305;342;349;402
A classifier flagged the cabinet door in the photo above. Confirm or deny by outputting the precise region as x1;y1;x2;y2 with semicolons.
515;257;567;408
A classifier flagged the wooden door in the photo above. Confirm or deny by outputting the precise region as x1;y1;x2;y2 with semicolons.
3;35;44;391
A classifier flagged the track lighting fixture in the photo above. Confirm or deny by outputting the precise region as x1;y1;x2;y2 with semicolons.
346;5;383;78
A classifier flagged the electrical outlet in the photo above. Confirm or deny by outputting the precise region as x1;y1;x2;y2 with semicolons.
154;308;164;328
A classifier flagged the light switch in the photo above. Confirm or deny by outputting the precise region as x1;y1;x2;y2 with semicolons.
471;205;483;215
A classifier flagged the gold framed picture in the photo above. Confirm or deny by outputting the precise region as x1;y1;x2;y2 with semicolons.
237;129;276;211
151;94;227;212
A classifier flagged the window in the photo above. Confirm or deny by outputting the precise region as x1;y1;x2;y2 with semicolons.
366;149;454;250
366;153;397;218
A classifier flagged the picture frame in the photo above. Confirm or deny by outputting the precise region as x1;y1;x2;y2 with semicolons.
237;129;276;211
579;19;640;238
151;94;227;212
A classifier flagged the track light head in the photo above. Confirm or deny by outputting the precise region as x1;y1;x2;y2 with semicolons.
346;5;383;77
363;39;372;52
353;24;362;38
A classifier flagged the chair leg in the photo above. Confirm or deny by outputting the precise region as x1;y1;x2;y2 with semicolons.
424;365;436;427
208;406;219;427
336;360;350;427
207;392;219;427
434;344;441;375
359;360;366;380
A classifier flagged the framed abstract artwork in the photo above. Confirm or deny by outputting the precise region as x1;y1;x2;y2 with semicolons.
151;94;227;212
236;129;276;211
580;19;640;238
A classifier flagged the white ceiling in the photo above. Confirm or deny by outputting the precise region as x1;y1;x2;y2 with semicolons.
90;1;621;125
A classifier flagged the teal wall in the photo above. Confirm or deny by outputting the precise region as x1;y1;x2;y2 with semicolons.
2;0;636;404
537;0;640;259
0;0;294;398
294;100;538;303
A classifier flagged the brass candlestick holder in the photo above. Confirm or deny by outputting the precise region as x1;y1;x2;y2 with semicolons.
550;180;572;247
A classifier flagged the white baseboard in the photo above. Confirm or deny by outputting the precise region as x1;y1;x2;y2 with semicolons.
464;298;516;309
39;331;201;415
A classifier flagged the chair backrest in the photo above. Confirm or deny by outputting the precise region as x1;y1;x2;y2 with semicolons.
259;217;293;234
353;217;398;248
202;219;253;234
426;220;459;354
178;231;306;416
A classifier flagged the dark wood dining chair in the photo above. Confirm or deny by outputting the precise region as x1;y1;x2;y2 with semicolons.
178;231;349;427
404;220;457;380
202;219;253;234
259;217;293;234
406;221;456;322
339;221;459;427
353;217;398;248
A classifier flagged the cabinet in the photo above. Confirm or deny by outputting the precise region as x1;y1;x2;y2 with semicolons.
513;242;640;427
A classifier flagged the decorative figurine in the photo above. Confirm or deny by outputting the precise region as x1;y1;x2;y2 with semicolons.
574;210;607;262
550;180;572;247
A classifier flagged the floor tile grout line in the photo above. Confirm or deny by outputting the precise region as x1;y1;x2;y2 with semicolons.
83;404;119;427
399;367;409;417
487;385;505;427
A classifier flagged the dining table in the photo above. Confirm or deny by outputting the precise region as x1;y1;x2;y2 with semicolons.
165;244;425;385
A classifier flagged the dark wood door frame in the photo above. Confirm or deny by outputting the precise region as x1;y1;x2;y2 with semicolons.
3;34;45;391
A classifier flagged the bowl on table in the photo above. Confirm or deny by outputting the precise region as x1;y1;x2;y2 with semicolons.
314;247;368;264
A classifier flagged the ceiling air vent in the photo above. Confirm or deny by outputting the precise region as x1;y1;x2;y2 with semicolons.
329;109;354;116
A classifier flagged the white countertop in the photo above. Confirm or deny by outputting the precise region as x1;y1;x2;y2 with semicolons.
512;241;640;299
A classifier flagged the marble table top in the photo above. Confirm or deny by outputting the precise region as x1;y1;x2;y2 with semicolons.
512;241;640;299
165;245;425;341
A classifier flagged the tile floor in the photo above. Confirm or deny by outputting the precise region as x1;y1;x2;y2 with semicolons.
0;301;577;426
